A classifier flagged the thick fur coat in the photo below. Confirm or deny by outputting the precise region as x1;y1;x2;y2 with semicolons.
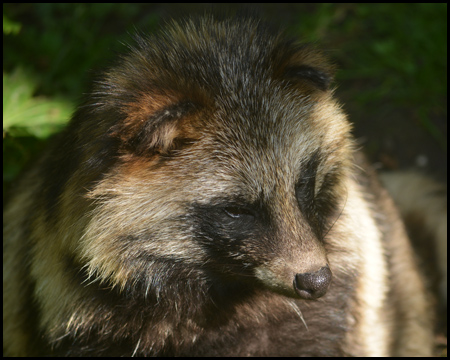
3;16;434;356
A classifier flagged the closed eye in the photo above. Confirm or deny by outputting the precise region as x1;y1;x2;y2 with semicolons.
224;207;254;219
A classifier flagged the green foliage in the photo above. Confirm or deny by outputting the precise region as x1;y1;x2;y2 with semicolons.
3;68;72;138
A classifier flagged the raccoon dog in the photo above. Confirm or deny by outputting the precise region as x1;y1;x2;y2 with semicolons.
3;16;434;356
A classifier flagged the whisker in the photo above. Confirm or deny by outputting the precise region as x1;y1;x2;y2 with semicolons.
284;299;308;331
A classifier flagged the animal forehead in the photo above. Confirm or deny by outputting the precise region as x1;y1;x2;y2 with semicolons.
194;92;350;195
198;114;322;188
209;92;339;160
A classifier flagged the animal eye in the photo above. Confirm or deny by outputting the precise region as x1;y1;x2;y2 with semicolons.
296;175;316;214
224;207;254;219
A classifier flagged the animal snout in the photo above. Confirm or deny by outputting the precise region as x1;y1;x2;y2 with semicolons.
294;265;332;300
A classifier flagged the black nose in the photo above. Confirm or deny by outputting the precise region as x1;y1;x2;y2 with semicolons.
293;265;332;300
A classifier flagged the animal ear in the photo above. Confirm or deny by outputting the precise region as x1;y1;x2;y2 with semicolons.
128;100;198;155
283;65;332;91
111;94;200;156
276;45;335;92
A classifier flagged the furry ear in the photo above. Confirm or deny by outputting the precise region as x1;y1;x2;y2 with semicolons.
274;45;335;92
111;93;200;155
127;100;198;155
283;65;332;91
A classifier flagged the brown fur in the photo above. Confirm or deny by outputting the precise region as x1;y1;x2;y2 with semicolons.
3;16;433;356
